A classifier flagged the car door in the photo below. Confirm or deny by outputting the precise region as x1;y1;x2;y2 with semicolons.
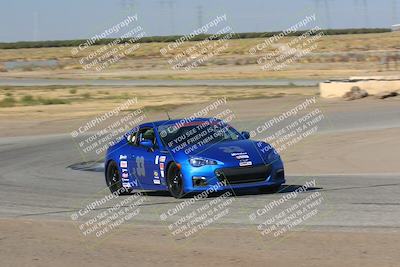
122;129;140;188
130;127;159;187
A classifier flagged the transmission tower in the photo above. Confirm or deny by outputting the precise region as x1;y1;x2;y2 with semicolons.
196;5;204;28
166;0;176;35
393;0;399;25
313;0;331;28
361;0;370;27
323;0;332;29
33;11;39;41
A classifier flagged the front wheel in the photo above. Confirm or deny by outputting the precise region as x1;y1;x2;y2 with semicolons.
105;161;130;195
167;163;185;198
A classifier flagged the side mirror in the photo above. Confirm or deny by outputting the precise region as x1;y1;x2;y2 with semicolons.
241;131;250;139
139;139;153;149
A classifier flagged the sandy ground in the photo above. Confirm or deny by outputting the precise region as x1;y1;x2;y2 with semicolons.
1;218;399;267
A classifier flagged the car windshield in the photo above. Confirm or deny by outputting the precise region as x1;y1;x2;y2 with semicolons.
158;120;242;148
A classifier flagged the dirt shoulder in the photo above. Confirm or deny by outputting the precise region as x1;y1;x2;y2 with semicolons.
283;127;400;175
0;218;399;267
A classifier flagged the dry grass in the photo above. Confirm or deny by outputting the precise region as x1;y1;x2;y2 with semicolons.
0;32;398;80
0;32;399;61
0;85;317;120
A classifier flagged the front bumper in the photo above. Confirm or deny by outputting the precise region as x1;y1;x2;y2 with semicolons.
181;160;285;192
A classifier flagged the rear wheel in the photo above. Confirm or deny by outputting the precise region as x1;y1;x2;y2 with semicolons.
105;161;130;195
167;163;185;198
258;184;281;194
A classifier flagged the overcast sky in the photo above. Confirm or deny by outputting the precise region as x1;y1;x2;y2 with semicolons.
0;0;398;42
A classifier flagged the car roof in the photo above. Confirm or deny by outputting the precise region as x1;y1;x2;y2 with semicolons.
139;117;220;128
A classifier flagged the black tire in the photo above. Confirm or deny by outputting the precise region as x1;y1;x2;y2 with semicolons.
258;184;281;194
167;163;185;199
105;161;130;195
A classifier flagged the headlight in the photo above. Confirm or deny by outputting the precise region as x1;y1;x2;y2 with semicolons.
189;157;217;167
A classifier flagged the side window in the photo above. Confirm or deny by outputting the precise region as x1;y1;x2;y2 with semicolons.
136;128;157;147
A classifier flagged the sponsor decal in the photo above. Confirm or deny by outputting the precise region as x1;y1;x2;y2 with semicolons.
159;156;166;162
122;172;129;178
160;170;165;178
122;168;128;172
231;152;248;156
131;178;138;187
119;155;128;160
155;155;159;164
120;161;128;168
153;179;161;185
159;162;165;170
220;146;245;153
122;182;132;188
236;154;249;160
122;178;130;182
239;161;252;167
153;170;159;178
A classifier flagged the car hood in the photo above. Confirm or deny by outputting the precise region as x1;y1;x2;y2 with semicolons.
173;139;267;166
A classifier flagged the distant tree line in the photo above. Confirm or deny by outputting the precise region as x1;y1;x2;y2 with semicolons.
0;28;391;49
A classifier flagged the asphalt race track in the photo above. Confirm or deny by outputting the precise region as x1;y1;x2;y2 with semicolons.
0;130;399;232
1;97;399;235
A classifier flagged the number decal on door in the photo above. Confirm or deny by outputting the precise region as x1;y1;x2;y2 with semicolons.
136;156;146;177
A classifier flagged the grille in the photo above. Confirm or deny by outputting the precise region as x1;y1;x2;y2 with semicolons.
215;164;271;184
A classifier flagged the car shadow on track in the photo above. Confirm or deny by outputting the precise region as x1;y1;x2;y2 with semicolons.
141;184;322;199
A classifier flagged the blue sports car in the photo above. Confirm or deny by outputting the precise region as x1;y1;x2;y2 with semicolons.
105;117;285;198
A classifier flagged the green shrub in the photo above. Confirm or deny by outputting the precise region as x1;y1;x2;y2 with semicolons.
0;97;16;107
69;88;77;94
0;28;391;49
21;95;34;101
81;92;91;99
21;66;34;71
37;97;68;105
20;95;38;105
